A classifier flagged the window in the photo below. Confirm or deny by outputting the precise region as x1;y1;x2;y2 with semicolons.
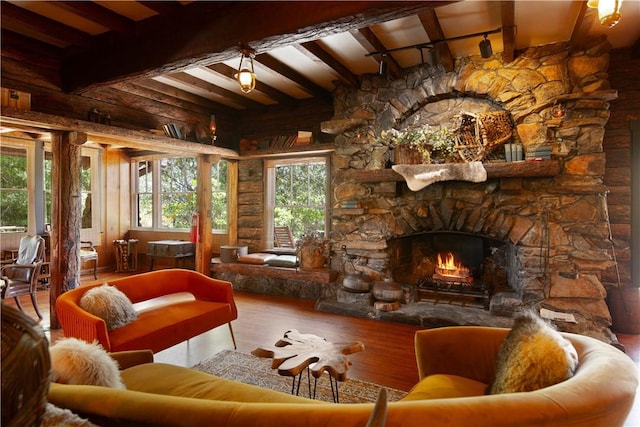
0;143;29;233
211;159;228;231
132;157;228;231
265;156;328;246
0;137;101;241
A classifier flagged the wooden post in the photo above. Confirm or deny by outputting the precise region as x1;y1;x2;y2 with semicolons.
49;131;86;329
227;160;239;245
195;155;214;274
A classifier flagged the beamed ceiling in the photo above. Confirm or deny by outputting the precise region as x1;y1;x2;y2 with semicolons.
1;1;639;137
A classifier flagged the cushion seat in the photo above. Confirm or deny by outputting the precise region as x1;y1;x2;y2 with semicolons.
401;374;487;401
122;363;320;404
108;300;233;352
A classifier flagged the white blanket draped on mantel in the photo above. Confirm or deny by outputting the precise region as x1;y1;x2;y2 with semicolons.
392;162;487;191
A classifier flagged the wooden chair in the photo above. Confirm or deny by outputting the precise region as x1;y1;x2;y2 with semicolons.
0;235;46;319
274;226;296;248
80;241;98;279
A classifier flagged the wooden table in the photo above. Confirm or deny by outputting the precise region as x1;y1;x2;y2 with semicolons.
252;329;364;402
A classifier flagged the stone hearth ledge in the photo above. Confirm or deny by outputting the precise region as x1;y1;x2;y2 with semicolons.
392;162;487;190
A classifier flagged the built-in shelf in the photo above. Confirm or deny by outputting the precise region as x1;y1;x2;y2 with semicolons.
1;108;239;158
334;160;561;184
238;143;335;159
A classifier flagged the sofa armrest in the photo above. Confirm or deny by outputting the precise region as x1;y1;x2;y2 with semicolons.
187;276;238;319
55;291;112;351
110;350;154;370
414;326;508;384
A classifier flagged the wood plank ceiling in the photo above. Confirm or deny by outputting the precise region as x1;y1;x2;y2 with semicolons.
1;1;639;122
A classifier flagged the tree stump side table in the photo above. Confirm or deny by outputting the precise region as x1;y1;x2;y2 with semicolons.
252;329;365;402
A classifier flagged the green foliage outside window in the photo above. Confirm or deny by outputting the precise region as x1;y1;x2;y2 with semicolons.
274;161;326;239
0;147;28;230
136;157;227;231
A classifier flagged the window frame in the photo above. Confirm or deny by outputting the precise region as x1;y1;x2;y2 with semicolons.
263;155;330;249
130;156;229;233
0;137;102;242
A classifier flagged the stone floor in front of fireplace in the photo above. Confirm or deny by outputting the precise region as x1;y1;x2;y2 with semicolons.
315;295;515;329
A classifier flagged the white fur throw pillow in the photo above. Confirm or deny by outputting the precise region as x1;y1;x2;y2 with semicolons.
488;310;578;394
79;284;137;330
49;338;126;389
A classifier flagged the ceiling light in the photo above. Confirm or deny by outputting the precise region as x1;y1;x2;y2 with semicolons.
234;47;256;94
588;0;624;28
479;34;493;58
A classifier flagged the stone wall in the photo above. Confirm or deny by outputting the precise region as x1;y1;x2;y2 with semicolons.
327;38;618;341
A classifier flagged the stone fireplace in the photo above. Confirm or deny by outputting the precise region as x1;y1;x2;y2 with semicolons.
322;38;619;342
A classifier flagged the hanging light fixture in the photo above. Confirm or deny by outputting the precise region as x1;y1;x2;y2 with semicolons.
479;34;493;58
234;46;256;93
587;0;624;28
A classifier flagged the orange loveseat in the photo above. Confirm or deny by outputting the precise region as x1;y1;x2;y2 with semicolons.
55;269;237;353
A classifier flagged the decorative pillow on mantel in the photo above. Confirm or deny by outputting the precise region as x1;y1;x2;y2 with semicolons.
79;284;137;330
488;310;578;394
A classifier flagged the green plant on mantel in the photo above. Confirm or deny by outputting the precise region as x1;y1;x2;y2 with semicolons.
382;124;457;164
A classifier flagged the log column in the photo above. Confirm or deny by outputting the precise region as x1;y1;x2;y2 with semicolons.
49;131;86;328
195;155;214;274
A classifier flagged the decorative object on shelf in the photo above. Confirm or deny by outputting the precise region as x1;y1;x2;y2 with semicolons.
504;143;523;162
209;114;217;143
298;232;329;269
234;45;256;94
384;123;456;165
453;110;513;162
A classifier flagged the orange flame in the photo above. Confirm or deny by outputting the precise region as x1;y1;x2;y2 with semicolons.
436;252;471;278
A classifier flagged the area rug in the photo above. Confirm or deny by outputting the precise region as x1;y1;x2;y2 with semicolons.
191;349;407;404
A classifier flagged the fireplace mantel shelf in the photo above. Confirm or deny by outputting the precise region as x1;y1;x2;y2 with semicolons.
334;160;560;184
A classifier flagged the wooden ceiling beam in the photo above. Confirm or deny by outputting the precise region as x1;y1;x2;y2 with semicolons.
0;2;92;49
205;63;299;106
351;27;403;79
162;72;263;110
299;41;360;88
60;1;442;93
108;81;226;117
54;1;136;35
133;79;233;113
254;54;331;100
501;1;516;63
417;9;455;72
571;1;597;49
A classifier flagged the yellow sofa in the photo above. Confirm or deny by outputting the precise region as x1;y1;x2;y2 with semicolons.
47;326;638;427
55;269;238;353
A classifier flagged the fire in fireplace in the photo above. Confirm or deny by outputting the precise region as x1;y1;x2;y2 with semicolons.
434;252;473;284
388;232;509;309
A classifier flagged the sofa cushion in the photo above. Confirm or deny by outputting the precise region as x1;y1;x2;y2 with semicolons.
107;300;234;353
265;255;298;268
401;374;486;401
121;362;321;404
237;253;277;264
50;338;125;389
79;284;137;330
488;311;578;394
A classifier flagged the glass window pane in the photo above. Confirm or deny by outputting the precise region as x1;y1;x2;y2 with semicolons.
0;146;28;232
273;158;326;239
161;193;196;228
137;194;153;227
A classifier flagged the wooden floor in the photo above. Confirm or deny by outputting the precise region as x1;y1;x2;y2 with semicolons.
4;271;639;425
